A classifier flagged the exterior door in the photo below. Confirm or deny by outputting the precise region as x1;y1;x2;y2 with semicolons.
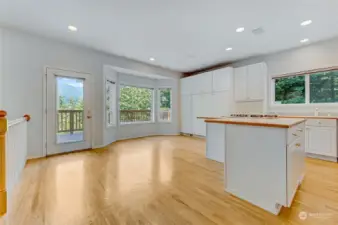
46;68;92;155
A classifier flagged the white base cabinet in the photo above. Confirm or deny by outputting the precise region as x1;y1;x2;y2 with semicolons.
223;121;305;215
305;119;337;161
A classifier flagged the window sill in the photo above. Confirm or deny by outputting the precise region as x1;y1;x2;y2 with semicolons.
271;102;338;108
158;121;172;124
120;121;156;126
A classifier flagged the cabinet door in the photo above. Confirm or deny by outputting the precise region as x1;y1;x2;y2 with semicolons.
305;126;337;157
192;94;209;136
193;72;213;94
247;63;265;100
234;67;247;101
181;95;192;134
213;67;233;92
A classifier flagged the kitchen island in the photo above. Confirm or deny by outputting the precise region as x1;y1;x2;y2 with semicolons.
205;117;306;215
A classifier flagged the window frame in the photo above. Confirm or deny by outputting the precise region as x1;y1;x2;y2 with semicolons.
105;78;116;128
271;67;338;107
118;84;155;125
157;87;173;123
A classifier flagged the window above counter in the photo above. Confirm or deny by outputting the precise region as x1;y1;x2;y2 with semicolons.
272;67;338;106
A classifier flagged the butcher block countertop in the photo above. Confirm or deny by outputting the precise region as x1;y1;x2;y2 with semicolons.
278;115;338;120
204;117;305;128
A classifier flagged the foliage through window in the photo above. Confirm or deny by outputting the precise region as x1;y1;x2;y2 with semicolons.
310;71;338;103
273;68;338;105
158;88;172;122
106;79;116;126
274;76;305;104
119;85;154;124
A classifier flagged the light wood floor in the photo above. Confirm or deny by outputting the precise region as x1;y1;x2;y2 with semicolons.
4;136;338;225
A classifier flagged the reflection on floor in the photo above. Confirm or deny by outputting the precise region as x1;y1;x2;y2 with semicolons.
57;131;83;143
5;136;338;225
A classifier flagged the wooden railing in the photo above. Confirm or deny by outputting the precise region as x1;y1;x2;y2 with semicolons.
57;110;84;133
159;110;171;121
0;111;30;218
120;110;151;123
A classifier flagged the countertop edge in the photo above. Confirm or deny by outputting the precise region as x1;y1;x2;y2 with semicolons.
278;115;338;120
204;119;306;128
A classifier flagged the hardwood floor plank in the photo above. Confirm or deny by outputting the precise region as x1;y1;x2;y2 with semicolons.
3;136;338;224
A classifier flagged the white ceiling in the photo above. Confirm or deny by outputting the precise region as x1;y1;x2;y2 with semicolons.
1;0;338;72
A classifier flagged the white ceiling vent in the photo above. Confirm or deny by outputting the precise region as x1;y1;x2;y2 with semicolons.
252;27;265;35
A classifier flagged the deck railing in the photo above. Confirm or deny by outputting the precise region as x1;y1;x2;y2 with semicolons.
120;110;152;123
57;110;84;133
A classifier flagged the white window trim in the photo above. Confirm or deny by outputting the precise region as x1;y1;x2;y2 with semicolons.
119;84;155;124
270;73;338;108
157;87;172;123
105;77;116;128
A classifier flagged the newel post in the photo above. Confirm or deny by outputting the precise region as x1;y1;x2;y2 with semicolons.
0;110;7;216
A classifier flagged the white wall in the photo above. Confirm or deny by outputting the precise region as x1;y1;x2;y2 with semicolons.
1;28;181;158
103;66;180;145
232;37;338;114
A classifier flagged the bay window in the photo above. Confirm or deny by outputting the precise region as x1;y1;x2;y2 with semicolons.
119;85;154;124
158;88;172;122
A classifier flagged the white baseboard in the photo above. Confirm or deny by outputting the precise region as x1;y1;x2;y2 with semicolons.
306;153;338;162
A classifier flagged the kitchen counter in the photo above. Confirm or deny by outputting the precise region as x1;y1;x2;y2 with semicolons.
205;118;306;215
205;117;305;128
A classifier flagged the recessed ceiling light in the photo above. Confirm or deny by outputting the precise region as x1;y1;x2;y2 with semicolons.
300;38;309;43
301;20;312;26
226;47;233;51
149;57;155;61
236;27;245;33
68;25;77;32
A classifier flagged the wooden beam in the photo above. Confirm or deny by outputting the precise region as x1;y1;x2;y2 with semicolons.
183;62;232;77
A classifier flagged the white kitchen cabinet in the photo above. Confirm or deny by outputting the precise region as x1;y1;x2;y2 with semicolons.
181;95;192;134
180;67;234;136
192;94;212;136
189;72;213;95
213;67;232;92
305;126;337;158
234;66;247;101
234;62;266;102
180;77;192;95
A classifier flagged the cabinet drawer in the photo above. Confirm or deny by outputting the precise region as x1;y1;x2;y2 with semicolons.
287;122;305;145
305;119;336;127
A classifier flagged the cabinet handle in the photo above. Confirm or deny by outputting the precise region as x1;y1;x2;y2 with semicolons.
295;143;301;147
296;129;303;132
292;133;298;136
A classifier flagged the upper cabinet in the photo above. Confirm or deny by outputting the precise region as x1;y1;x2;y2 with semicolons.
180;71;213;95
193;72;213;94
181;68;233;95
234;62;267;102
213;67;233;92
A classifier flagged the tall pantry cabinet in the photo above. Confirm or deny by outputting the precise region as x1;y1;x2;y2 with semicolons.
180;67;233;136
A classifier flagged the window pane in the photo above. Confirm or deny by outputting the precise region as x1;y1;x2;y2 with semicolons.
119;86;153;123
310;70;338;103
56;77;84;143
274;76;305;104
159;88;172;121
106;80;116;126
